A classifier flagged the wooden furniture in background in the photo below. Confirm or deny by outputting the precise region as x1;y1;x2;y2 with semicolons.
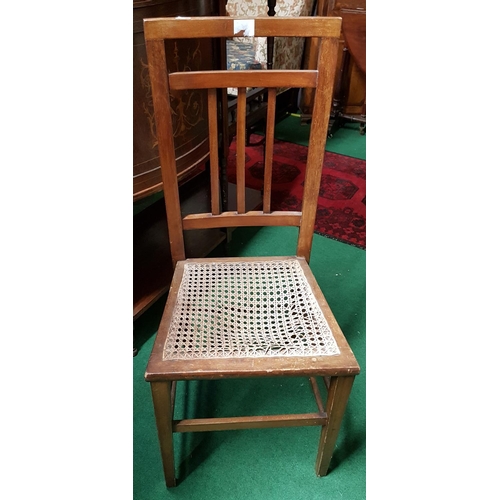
301;0;366;134
342;9;365;74
133;0;224;200
142;16;360;487
133;0;227;321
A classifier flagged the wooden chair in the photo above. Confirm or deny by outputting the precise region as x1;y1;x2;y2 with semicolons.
143;16;360;488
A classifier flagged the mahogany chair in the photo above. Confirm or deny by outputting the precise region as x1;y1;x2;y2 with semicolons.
143;16;360;488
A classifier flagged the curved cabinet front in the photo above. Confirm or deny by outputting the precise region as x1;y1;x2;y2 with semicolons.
133;0;220;200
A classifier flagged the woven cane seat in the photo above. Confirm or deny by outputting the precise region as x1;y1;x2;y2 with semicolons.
163;258;340;361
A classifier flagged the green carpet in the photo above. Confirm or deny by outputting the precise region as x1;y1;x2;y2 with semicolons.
274;114;366;160
133;226;366;500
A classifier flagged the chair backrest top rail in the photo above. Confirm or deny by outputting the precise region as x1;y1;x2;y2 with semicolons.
144;16;342;40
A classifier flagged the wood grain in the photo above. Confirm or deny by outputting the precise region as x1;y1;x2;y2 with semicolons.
207;88;220;215
144;16;342;40
182;211;302;230
236;88;247;214
173;413;327;432
297;36;338;262
263;88;277;213
144;38;186;265
315;376;355;476
151;381;176;487
169;70;318;90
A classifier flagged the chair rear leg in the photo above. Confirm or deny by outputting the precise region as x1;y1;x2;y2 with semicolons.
315;376;355;476
151;381;177;487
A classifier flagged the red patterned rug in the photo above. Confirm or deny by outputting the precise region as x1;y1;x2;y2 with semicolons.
226;136;366;249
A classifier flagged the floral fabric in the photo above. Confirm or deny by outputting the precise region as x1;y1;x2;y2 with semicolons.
226;0;315;95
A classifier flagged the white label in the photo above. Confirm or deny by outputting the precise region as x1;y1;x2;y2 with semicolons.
233;19;255;37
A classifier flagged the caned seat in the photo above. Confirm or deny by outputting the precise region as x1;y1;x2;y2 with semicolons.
166;258;339;360
142;16;360;488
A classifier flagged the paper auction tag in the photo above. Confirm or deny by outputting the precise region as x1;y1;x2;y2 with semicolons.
233;19;255;37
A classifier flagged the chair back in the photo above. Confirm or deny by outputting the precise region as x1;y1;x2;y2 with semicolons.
143;16;341;265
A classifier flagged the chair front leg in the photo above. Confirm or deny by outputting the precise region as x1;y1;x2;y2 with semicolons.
151;381;176;487
315;375;355;476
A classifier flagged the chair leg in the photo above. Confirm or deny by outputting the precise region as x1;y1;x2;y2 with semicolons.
150;381;177;487
315;376;355;476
